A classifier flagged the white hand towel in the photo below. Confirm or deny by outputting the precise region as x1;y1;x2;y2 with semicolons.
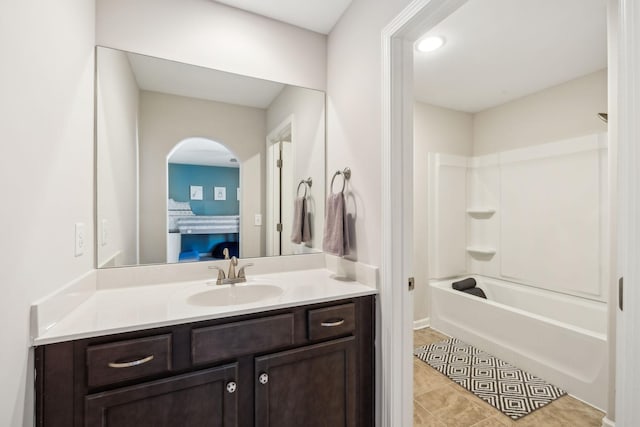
322;193;349;256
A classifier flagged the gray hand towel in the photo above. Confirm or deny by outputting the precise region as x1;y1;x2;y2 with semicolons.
322;192;349;257
291;197;311;244
302;205;311;243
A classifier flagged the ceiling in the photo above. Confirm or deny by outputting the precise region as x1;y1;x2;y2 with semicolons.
413;0;607;113
213;0;352;34
127;52;285;109
211;0;605;113
124;50;278;167
169;137;240;168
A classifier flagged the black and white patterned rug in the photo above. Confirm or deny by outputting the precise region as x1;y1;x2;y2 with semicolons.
414;337;566;420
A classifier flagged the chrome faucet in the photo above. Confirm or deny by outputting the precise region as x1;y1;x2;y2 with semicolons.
227;256;238;279
208;265;226;285
208;258;254;285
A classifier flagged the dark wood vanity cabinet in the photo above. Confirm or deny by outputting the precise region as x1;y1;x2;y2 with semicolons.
35;295;375;427
85;364;239;427
254;337;356;427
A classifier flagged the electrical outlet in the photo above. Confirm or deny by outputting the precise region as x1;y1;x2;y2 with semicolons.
254;214;262;226
75;222;85;257
101;219;108;246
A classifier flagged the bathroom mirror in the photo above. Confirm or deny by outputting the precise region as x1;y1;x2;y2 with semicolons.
96;46;325;268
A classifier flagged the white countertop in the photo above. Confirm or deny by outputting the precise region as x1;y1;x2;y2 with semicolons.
33;269;377;345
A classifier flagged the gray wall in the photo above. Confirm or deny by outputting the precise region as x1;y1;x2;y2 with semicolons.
96;47;139;267
138;91;266;262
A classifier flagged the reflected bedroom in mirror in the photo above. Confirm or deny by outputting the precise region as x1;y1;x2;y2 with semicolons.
95;46;326;268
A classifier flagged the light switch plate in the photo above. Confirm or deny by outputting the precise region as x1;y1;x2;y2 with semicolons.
254;214;262;226
75;223;85;257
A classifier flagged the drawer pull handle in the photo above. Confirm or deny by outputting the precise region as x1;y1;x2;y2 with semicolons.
320;319;345;327
108;355;154;368
226;381;237;393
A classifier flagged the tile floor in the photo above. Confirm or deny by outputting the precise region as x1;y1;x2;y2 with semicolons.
413;328;605;427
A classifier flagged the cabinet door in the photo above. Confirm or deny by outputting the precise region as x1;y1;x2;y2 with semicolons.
85;363;238;427
255;337;356;427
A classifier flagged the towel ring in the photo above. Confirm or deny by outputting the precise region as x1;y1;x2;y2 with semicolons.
330;168;351;194
296;181;307;198
297;177;313;198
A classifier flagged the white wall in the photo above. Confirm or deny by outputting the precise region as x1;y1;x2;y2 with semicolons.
327;0;413;265
498;136;608;301
267;86;326;253
139;91;266;262
96;0;327;91
473;69;608;155
417;71;608;322
0;0;95;425
427;135;608;303
96;47;139;267
413;102;473;323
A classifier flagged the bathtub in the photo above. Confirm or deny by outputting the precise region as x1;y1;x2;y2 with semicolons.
429;276;608;410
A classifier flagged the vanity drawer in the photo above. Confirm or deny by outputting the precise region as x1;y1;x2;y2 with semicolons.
192;314;294;365
308;303;356;341
86;334;172;389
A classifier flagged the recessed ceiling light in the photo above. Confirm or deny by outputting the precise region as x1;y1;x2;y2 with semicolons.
416;36;445;53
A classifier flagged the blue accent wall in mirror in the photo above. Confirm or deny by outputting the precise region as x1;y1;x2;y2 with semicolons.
168;163;239;216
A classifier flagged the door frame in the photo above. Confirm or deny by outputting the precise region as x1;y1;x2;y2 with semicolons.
380;0;639;425
613;1;640;425
265;115;295;256
380;1;468;424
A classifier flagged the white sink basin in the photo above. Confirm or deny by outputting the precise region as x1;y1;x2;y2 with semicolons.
186;284;283;307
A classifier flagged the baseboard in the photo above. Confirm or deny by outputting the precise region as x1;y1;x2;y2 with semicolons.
413;317;430;330
601;416;615;427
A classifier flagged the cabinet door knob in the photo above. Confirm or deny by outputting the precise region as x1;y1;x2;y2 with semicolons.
258;373;269;385
226;381;237;393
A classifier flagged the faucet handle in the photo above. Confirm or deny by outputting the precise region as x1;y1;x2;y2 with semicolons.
227;256;238;279
208;265;226;285
237;263;254;279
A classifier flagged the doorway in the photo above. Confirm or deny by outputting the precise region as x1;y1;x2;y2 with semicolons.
266;116;295;256
166;137;241;262
380;0;632;425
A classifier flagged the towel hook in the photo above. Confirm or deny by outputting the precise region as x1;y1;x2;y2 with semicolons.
296;177;313;198
330;167;351;194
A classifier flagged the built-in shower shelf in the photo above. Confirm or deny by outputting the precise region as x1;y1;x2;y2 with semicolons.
466;246;496;256
466;208;496;216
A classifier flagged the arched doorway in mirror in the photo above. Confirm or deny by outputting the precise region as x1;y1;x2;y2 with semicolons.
166;137;240;263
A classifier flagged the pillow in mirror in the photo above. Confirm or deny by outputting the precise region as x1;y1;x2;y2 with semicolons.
168;198;192;211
